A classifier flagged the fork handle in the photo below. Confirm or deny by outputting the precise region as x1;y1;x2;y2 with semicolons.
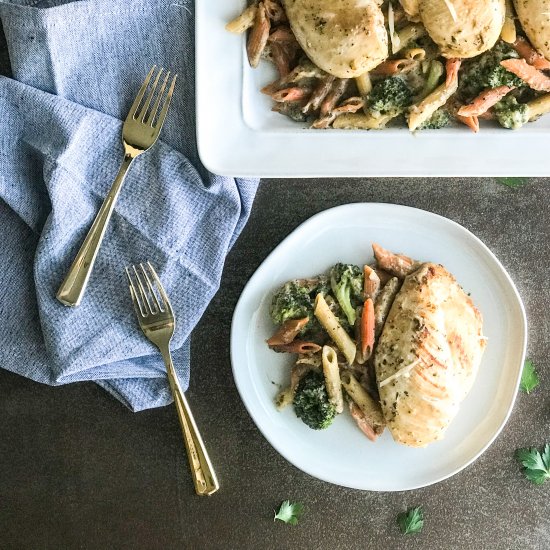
161;347;220;496
56;153;134;307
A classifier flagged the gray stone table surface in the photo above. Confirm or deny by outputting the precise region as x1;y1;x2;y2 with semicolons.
1;26;549;550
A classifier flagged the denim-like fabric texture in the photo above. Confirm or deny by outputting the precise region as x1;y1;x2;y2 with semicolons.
0;0;259;411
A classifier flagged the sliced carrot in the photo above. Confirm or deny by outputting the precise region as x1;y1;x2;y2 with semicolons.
445;58;462;87
500;59;550;92
360;298;375;358
458;85;515;117
455;114;479;133
512;37;550;71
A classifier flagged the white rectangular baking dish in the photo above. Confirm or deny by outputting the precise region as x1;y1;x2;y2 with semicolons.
196;1;550;177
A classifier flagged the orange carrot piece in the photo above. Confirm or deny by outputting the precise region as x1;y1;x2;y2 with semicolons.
455;114;479;133
458;85;515;117
360;299;375;358
445;58;461;87
512;37;550;71
371;59;415;76
500;58;550;92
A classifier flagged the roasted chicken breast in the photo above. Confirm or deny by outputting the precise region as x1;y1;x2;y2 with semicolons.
514;0;550;61
283;0;388;78
374;263;485;447
419;0;505;58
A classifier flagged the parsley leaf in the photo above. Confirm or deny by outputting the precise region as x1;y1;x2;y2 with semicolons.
520;359;539;394
516;445;550;484
495;177;529;188
398;506;424;534
274;500;304;525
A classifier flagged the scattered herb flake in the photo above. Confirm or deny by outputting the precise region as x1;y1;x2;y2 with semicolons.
515;445;550;484
398;506;424;534
274;500;304;525
520;359;539;394
495;177;529;188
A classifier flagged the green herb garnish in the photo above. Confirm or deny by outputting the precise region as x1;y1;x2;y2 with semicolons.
516;445;550;484
398;506;424;534
274;500;304;525
520;359;539;394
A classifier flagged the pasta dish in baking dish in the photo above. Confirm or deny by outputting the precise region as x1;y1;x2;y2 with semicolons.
227;0;550;131
265;244;486;447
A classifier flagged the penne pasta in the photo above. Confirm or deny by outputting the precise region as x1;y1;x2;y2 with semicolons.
320;79;350;117
355;72;372;97
501;0;516;44
408;73;459;131
527;94;550;120
374;277;400;337
225;4;258;34
314;294;356;364
340;372;385;433
275;386;294;409
302;75;336;114
246;3;270;68
322;345;344;413
394;24;427;53
371;59;416;76
332;112;394;130
270;340;322;354
404;48;426;61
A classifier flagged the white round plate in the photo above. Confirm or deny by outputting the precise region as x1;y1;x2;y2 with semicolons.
230;204;527;491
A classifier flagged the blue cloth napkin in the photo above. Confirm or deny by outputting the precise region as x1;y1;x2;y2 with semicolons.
0;0;259;411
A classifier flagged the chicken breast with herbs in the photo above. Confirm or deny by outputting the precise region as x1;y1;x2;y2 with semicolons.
374;263;485;447
419;0;505;58
283;0;388;78
514;0;550;60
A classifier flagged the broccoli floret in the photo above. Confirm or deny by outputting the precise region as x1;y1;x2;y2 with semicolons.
293;371;336;430
459;41;525;101
367;76;413;116
270;277;331;341
486;65;525;89
330;263;363;326
418;108;452;130
494;96;529;129
270;281;312;326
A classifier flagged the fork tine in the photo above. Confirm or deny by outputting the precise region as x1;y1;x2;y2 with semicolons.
151;73;177;128
127;66;156;120
147;261;173;314
132;265;155;315
138;68;163;123
140;263;162;312
147;71;170;127
125;266;146;317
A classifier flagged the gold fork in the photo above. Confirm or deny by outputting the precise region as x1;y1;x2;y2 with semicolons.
125;262;219;496
56;67;177;307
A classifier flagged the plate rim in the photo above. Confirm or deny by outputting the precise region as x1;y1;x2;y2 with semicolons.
230;203;528;491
